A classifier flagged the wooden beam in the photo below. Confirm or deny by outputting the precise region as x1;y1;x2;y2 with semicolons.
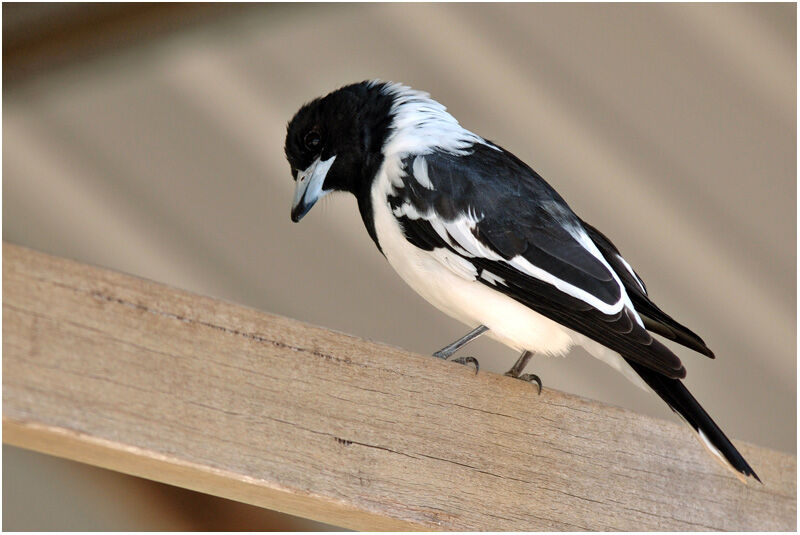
3;242;796;530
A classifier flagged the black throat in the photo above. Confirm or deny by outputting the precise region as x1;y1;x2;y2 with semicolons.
346;82;396;253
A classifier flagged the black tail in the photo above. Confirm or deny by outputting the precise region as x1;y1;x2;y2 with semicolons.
627;359;760;482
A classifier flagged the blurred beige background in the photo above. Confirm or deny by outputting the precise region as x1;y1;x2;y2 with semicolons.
3;3;795;530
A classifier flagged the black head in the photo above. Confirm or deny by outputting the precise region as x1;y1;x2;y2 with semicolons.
285;81;394;222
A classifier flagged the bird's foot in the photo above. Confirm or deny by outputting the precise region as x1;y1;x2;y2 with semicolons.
433;350;479;374
504;370;542;395
450;355;479;373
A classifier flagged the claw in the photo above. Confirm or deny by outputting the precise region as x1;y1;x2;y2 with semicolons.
520;373;542;395
449;355;479;374
505;371;542;395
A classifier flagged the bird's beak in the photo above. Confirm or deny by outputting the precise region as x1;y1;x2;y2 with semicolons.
291;155;336;222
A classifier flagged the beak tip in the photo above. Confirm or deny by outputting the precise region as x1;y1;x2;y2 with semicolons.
291;203;309;223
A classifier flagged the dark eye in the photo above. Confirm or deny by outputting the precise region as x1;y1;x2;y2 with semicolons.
304;131;321;151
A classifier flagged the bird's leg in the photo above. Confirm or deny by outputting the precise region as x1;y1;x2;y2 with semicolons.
504;350;542;394
433;324;488;359
433;324;488;373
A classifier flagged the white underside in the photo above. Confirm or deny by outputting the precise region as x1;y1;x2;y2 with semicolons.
370;173;648;390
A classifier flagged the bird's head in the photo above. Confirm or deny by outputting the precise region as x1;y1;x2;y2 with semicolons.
285;81;395;222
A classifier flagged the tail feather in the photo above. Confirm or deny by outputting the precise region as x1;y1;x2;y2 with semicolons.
626;359;760;482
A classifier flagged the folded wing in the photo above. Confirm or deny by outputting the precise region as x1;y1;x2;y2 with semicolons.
388;144;686;378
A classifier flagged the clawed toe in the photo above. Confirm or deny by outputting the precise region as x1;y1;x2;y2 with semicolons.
505;370;542;394
519;373;542;395
450;355;479;374
503;350;541;394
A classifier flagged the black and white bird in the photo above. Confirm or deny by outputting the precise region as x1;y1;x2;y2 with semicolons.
284;80;759;482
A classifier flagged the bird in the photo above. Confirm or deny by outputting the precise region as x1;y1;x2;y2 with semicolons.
284;80;759;482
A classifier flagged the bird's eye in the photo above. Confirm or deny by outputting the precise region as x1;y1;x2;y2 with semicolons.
304;131;321;151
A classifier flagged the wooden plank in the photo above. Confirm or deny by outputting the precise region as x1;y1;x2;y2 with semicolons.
3;242;796;531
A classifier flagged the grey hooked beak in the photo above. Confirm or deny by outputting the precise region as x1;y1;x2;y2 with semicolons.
290;155;336;222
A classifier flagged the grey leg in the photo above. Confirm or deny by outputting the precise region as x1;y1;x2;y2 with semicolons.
433;324;488;359
504;350;543;394
433;324;488;373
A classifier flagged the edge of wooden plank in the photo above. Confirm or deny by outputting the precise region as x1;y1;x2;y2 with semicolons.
3;417;425;531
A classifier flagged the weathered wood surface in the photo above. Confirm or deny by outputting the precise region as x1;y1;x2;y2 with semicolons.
3;243;796;531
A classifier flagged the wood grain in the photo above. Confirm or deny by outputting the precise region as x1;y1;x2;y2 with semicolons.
3;243;796;530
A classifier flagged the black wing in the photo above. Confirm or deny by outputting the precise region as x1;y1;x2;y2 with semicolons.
388;144;685;378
